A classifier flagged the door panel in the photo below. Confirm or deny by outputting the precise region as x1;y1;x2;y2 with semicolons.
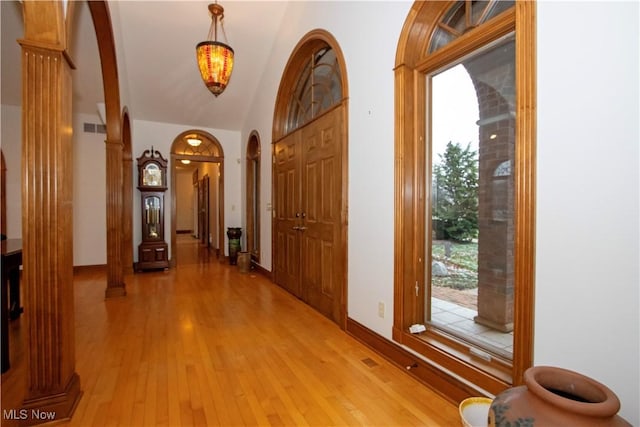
300;108;343;322
274;134;301;297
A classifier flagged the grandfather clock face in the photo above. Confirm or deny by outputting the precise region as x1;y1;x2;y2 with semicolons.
143;163;163;187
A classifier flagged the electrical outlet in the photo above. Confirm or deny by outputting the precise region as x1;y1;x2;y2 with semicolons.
378;302;385;318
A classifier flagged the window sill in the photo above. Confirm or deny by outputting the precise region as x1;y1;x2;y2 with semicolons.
396;327;512;395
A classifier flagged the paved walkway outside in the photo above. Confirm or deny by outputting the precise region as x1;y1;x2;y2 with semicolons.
431;286;513;355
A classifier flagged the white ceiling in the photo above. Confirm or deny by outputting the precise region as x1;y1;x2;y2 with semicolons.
1;1;290;131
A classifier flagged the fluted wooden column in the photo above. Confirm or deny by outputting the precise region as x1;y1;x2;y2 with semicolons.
105;139;126;297
19;40;82;423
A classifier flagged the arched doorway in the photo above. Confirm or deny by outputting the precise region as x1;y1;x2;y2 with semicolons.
87;1;126;298
170;131;225;266
272;29;349;327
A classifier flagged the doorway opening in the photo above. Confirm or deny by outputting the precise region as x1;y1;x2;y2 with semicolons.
171;131;225;267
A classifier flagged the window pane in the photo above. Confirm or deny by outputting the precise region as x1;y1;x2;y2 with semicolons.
286;47;342;133
312;48;341;116
428;36;515;360
287;59;313;132
429;0;515;53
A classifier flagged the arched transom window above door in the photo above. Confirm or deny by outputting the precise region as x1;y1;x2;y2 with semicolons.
173;133;223;158
273;30;348;139
287;46;342;132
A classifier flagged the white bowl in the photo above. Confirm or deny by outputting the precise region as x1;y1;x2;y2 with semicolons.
458;397;493;427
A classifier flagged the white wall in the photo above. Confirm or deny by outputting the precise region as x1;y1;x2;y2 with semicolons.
73;113;107;266
130;119;242;260
1;105;21;239
175;169;194;232
242;1;639;424
1;107;109;268
535;2;639;424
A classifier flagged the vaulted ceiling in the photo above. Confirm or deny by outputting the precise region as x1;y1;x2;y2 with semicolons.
1;1;289;131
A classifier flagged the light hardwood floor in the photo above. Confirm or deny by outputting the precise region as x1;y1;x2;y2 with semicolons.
1;237;459;426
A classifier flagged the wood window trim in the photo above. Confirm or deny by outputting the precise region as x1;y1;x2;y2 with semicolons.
393;1;535;395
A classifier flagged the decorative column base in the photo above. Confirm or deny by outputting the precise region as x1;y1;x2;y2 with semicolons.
21;373;82;426
105;285;127;298
474;315;513;333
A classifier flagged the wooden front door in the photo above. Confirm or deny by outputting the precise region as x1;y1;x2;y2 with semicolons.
274;106;345;324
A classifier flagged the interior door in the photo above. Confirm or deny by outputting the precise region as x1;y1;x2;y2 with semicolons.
300;107;343;323
274;133;301;297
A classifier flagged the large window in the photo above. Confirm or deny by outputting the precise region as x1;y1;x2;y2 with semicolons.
394;1;535;394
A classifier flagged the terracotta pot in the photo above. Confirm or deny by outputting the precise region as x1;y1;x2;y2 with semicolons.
489;366;630;427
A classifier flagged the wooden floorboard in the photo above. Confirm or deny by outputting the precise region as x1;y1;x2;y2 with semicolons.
1;237;459;426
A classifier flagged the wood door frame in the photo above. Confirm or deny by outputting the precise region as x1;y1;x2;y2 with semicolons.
121;108;134;274
272;29;349;329
1;150;6;238
200;174;210;247
246;131;261;263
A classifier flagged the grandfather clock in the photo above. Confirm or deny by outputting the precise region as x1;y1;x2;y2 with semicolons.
136;148;169;271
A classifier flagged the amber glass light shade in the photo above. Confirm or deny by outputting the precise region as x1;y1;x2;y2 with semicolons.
196;41;234;97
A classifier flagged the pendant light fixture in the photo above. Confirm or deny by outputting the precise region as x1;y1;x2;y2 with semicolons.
196;2;234;97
